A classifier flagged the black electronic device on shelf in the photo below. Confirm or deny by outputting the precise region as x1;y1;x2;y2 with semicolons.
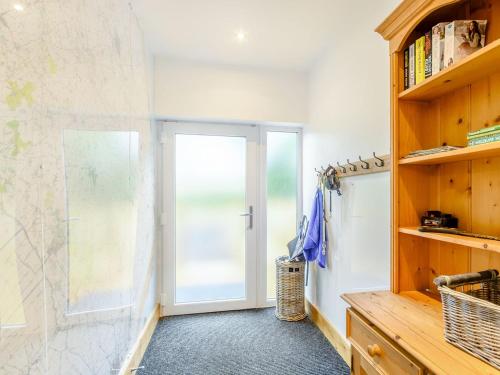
420;210;458;228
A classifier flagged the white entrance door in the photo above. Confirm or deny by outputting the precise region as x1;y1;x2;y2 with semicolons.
162;123;258;315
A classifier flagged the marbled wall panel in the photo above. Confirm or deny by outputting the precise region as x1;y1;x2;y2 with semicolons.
0;1;156;374
0;1;47;373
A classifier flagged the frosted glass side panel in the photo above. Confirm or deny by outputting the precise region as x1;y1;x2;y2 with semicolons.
175;134;246;303
63;130;138;313
267;132;298;299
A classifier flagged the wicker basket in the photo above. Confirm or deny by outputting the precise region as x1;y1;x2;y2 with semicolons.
436;270;500;369
275;255;306;321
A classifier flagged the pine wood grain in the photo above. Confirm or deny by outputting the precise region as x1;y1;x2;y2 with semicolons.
342;291;498;375
348;309;423;375
399;142;500;165
399;226;500;253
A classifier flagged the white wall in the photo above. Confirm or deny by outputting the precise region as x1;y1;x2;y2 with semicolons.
304;0;400;337
154;57;308;124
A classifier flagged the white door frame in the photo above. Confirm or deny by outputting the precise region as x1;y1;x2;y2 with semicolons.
159;121;303;316
161;122;259;316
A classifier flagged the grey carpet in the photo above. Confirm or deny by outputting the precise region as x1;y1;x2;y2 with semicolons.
138;308;349;375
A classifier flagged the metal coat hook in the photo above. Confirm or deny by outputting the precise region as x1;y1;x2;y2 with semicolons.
346;159;357;172
358;155;370;169
373;152;385;167
337;161;346;173
325;164;335;176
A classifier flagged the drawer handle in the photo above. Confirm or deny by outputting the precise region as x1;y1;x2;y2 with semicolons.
367;344;382;357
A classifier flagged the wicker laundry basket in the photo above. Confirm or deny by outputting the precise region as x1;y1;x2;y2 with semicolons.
275;256;306;321
435;270;500;369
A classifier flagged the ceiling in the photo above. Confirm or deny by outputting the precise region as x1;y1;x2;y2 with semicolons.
131;0;337;71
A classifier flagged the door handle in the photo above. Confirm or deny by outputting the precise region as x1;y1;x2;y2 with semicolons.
240;205;253;230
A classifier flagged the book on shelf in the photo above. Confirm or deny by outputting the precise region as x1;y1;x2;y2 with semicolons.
403;19;489;90
468;134;500;146
402;145;463;159
444;20;487;68
467;124;500;139
424;31;432;78
409;43;415;88
415;36;425;84
432;22;447;75
466;125;500;146
468;130;500;140
404;48;409;89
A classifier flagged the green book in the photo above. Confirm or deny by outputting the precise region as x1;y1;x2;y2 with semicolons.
468;129;500;140
468;134;500;146
468;124;500;137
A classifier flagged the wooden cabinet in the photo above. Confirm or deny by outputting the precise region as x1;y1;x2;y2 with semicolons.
347;309;423;375
343;291;498;374
343;0;500;374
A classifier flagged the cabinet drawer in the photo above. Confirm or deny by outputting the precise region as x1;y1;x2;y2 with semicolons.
351;344;383;375
347;309;423;375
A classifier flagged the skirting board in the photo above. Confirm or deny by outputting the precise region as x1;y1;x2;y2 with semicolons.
306;299;351;367
119;304;160;375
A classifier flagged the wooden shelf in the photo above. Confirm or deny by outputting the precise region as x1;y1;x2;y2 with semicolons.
364;2;500;374
342;291;498;375
398;39;500;101
399;227;500;253
399;142;500;165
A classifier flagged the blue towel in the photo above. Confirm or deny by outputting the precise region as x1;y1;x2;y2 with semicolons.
303;188;327;268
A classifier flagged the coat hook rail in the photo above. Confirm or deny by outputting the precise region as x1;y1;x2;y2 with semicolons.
315;153;390;178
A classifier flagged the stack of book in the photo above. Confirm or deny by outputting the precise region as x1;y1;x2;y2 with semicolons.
404;20;487;90
468;125;500;146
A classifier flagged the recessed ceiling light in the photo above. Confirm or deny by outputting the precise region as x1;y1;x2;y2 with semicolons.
235;29;247;43
13;3;24;12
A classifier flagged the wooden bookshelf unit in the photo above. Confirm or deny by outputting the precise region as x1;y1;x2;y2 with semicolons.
342;1;500;374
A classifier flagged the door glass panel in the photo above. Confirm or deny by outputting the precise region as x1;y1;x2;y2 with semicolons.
175;134;246;303
266;132;298;299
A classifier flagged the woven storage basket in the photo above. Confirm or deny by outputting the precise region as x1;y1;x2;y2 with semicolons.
275;255;306;321
436;271;500;369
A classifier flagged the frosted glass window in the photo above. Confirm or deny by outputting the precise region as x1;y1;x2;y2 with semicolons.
63;130;138;313
175;134;246;303
266;132;298;299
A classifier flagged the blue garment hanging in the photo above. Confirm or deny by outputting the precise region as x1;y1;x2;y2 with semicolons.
303;187;327;268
